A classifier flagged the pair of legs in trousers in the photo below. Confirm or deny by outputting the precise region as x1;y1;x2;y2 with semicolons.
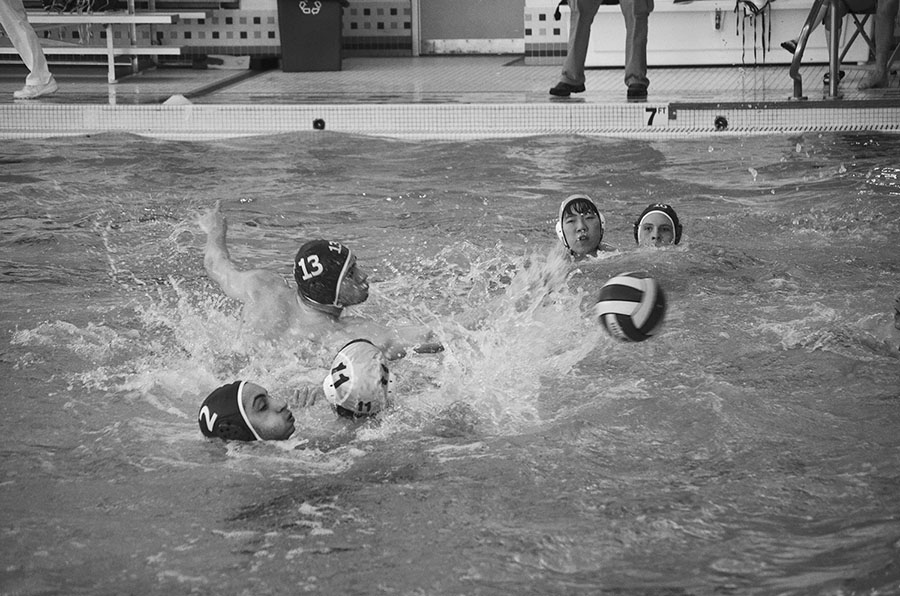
551;0;653;96
0;0;58;98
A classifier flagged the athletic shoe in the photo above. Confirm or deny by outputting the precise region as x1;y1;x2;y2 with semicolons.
14;77;58;100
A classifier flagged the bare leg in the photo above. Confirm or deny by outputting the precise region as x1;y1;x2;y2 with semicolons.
783;3;828;53
859;0;900;89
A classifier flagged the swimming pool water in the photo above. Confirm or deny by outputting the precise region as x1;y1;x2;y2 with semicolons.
1;131;899;595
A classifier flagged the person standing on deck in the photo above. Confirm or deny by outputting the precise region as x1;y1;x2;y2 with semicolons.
0;0;58;99
549;0;653;100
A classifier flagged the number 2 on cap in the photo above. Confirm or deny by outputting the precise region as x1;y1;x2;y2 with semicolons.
296;254;324;280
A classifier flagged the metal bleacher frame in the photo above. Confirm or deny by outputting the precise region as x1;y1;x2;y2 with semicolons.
0;0;208;83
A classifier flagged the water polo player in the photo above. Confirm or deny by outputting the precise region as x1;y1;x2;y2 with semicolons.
198;380;295;441
294;239;369;317
198;201;442;358
322;339;391;419
556;194;612;258
633;203;683;247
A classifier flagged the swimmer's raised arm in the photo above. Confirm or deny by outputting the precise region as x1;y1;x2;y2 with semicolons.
198;207;443;351
198;201;288;304
392;324;444;356
339;318;443;360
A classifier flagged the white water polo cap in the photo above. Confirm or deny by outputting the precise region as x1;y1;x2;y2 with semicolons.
197;380;262;441
322;339;390;418
294;240;353;308
555;194;606;249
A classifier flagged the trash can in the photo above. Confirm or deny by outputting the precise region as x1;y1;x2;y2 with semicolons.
277;0;347;72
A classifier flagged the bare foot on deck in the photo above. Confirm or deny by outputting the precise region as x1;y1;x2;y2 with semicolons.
858;72;888;90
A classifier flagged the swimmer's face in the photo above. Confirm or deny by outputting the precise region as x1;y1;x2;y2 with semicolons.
242;382;295;440
562;205;604;256
338;256;369;306
637;212;675;246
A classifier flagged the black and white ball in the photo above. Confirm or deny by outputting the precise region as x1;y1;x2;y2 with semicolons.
595;272;666;342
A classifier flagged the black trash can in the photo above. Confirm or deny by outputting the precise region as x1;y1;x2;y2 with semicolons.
277;0;346;72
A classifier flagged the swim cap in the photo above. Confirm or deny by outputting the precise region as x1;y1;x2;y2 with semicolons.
197;380;262;441
555;194;606;249
322;339;390;418
294;240;353;308
633;203;682;245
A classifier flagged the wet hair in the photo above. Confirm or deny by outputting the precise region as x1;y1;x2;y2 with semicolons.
562;198;600;219
555;194;606;249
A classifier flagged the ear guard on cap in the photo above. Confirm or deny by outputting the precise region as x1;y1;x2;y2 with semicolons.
556;194;606;249
198;380;261;442
322;339;390;419
632;203;682;245
212;421;256;441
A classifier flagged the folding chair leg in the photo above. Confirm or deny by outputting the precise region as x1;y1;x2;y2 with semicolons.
838;12;874;63
888;42;900;72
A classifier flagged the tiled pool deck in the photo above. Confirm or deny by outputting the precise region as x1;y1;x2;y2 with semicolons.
1;55;899;138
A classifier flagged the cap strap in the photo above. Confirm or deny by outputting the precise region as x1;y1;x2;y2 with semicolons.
235;380;263;441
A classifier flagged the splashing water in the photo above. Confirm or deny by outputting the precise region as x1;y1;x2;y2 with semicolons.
2;131;900;596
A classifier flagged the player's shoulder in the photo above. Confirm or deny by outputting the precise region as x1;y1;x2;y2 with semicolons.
242;269;295;300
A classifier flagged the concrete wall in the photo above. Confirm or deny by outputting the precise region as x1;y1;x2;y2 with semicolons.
418;0;525;53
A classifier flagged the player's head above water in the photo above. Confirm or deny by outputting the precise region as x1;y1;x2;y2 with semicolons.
322;339;390;419
556;194;606;257
633;203;682;246
198;380;295;441
293;240;370;315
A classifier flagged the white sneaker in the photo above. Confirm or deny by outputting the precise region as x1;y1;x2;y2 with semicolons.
14;77;59;99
